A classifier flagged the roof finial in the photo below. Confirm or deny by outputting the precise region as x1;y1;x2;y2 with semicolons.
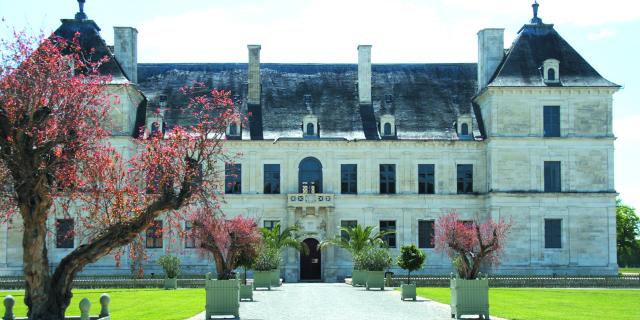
530;0;543;24
75;0;88;20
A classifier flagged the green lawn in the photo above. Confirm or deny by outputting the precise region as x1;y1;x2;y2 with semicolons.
414;287;640;320
0;289;205;320
620;267;640;274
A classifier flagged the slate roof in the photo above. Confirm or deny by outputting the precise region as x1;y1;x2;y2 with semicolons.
488;23;619;88
137;63;480;140
53;19;129;83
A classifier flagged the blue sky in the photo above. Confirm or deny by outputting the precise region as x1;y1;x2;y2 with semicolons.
2;0;639;210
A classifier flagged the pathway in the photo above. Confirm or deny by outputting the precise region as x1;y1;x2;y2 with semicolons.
186;283;503;320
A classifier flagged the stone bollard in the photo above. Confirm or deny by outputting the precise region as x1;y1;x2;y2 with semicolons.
99;293;110;318
3;295;14;320
79;297;91;320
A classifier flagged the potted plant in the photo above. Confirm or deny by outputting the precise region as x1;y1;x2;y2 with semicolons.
397;244;426;301
190;210;261;318
435;212;511;319
157;255;181;290
253;246;281;290
260;223;308;286
359;246;392;291
236;241;259;301
320;225;393;286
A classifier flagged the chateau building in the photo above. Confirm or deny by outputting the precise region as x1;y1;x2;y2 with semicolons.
0;2;620;281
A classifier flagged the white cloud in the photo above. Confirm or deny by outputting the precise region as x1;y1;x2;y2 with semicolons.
614;115;640;209
587;28;617;41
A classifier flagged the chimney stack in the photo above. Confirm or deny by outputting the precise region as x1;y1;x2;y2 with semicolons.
247;45;261;105
357;45;372;105
114;26;138;84
477;28;504;92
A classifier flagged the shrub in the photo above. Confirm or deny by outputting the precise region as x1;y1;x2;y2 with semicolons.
396;244;426;284
157;255;181;279
254;246;281;271
359;247;392;271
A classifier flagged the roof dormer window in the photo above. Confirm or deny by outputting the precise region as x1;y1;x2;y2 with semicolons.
457;115;473;140
226;120;241;139
303;114;318;138
543;59;560;84
380;114;396;138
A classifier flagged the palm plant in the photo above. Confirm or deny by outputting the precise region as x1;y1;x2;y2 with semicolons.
260;223;309;255
319;224;394;255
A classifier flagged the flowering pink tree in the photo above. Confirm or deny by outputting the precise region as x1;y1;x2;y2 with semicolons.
190;208;262;280
0;30;239;319
434;212;511;280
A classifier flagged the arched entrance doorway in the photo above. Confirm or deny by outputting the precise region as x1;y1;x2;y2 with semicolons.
300;238;321;280
299;157;323;193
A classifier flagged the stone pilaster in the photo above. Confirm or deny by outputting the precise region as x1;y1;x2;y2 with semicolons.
284;207;299;282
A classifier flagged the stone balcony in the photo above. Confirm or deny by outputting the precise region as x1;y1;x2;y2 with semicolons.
287;193;335;208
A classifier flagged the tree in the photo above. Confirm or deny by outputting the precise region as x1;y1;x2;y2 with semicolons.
260;223;309;255
190;209;261;280
0;31;237;319
616;199;640;267
396;244;426;284
319;224;393;255
434;212;511;280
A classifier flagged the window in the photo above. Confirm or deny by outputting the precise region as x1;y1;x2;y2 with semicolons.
306;123;315;136
299;157;323;193
263;220;280;231
225;163;241;194
229;123;238;136
383;123;392;136
544;161;561;192
384;94;393;103
543;106;560;137
418;164;435;194
264;164;281;194
340;220;357;240
379;164;396;194
146;220;163;248
56;219;74;248
184;221;196;249
379;220;397;248
545;219;562;248
548;68;556;81
341;164;357;194
418;220;435;249
461;123;469;136
456;164;473;194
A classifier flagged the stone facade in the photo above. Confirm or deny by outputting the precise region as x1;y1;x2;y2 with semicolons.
0;5;620;281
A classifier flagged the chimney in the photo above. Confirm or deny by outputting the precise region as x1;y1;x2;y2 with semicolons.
477;28;504;92
114;26;138;84
247;45;261;105
357;45;372;105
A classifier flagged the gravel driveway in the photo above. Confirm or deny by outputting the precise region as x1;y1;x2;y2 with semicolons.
187;283;504;320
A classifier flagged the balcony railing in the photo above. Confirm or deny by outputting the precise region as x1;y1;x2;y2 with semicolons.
287;193;335;208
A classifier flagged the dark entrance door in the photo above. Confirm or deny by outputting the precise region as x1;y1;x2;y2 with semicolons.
300;238;321;280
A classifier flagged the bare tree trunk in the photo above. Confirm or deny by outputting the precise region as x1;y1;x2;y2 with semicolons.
22;196;175;319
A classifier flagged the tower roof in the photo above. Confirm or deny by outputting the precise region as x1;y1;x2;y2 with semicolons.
487;3;619;88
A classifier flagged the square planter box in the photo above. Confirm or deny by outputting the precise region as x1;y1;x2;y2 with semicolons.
205;275;240;319
163;278;177;290
253;271;272;290
352;269;366;287
271;267;281;287
401;283;416;301
450;277;489;319
239;283;253;301
365;271;385;291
